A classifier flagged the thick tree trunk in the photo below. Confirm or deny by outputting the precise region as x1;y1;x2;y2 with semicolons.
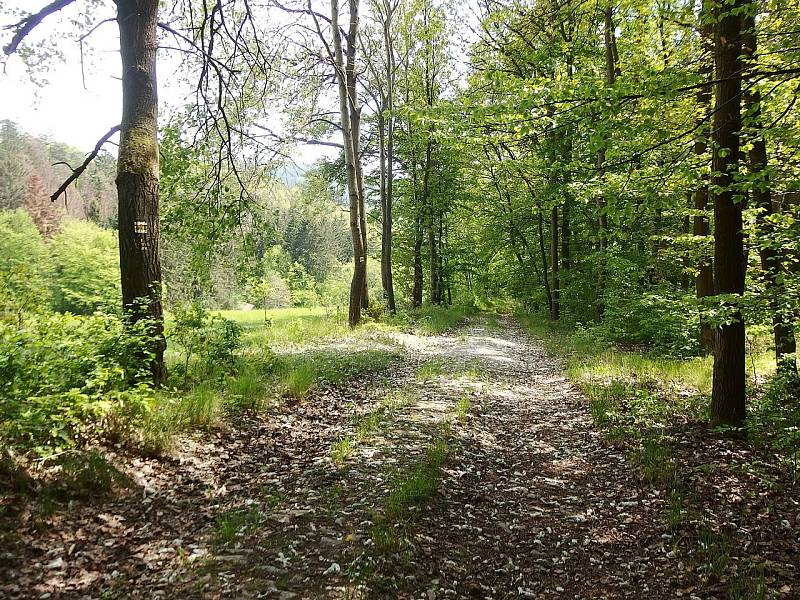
116;0;165;385
742;14;797;373
710;0;746;427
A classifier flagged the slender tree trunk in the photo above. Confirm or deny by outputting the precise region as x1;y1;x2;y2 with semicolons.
710;0;746;427
693;3;715;352
331;0;365;326
423;137;439;304
538;208;553;316
551;206;560;320
595;4;619;320
742;13;797;373
561;136;572;272
382;10;397;313
412;212;424;307
116;0;165;384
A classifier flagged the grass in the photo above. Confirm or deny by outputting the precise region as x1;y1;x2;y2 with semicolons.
412;304;476;335
629;436;677;486
455;395;470;422
226;369;265;411
214;506;263;545
384;438;450;522
280;363;316;400
416;359;445;381
330;436;355;466
381;387;417;412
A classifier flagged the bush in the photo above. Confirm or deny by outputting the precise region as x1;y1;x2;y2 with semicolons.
0;209;52;318
168;302;242;383
601;285;700;357
0;311;156;455
49;219;121;315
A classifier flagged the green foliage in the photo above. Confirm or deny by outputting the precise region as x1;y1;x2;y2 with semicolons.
167;302;242;383
0;311;156;456
49;219;121;315
0;209;52;317
48;451;129;500
385;438;449;522
748;367;800;478
599;282;701;357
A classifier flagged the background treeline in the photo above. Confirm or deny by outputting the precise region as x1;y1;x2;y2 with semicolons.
0;120;357;314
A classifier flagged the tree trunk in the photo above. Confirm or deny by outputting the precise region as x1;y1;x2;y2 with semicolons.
423;137;439;304
412;211;424;307
710;0;746;427
331;0;366;327
381;11;397;314
561;136;572;272
550;206;560;320
694;2;715;352
116;0;165;385
742;13;797;373
538;208;553;316
595;4;618;320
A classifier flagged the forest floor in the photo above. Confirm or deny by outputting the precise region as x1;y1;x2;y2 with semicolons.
1;315;798;599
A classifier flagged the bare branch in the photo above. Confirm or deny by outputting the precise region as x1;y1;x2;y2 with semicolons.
3;0;76;56
51;125;120;203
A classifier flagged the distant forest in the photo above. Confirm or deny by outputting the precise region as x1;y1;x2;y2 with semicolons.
0;120;355;311
0;120;118;226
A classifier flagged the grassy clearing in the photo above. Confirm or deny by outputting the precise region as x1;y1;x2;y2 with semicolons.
516;312;779;436
411;304;476;335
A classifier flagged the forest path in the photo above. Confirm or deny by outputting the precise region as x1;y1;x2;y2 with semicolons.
3;316;680;599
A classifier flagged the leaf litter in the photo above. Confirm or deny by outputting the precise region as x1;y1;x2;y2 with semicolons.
1;316;797;599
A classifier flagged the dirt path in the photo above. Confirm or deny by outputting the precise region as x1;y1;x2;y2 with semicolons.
1;317;707;598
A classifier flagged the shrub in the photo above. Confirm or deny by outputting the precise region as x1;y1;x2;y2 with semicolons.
0;209;52;319
168;302;242;383
49;219;121;315
0;311;155;456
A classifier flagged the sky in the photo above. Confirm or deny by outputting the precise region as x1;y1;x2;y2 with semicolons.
0;0;333;165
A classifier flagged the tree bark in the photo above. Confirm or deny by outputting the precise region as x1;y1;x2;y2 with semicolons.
742;12;797;373
380;5;397;313
331;0;366;326
693;2;715;352
595;3;619;320
551;206;560;320
423;136;440;304
710;0;746;427
412;211;424;307
116;0;165;384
